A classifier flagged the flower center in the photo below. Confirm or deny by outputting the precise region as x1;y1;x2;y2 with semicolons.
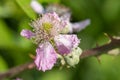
42;22;52;33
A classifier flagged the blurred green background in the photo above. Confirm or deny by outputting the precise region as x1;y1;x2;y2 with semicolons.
0;0;120;80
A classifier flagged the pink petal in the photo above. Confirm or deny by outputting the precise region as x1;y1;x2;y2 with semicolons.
34;42;57;72
20;29;34;39
54;35;80;54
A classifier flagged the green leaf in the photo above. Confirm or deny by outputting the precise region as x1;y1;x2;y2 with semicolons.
16;0;37;20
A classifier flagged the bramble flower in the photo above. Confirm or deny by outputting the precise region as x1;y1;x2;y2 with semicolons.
30;2;90;33
20;12;81;71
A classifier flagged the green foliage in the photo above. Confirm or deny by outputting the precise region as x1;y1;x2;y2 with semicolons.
15;0;60;20
77;55;120;80
16;0;37;20
0;56;8;72
0;19;13;48
102;0;120;22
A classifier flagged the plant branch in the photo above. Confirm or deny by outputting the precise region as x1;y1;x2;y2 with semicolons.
0;38;120;79
80;38;120;58
0;62;35;80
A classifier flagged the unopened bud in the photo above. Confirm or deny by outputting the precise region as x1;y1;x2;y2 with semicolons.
64;47;82;67
30;0;44;14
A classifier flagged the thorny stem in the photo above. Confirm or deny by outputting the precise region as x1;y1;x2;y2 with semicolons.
0;38;120;80
80;38;120;58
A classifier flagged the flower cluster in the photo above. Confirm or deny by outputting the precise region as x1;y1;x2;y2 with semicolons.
21;12;82;71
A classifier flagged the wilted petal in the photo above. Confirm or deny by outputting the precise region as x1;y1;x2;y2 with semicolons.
20;29;34;39
72;19;90;32
34;42;57;72
54;35;80;54
30;0;44;14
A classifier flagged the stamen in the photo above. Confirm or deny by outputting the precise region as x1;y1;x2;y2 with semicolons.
42;22;53;33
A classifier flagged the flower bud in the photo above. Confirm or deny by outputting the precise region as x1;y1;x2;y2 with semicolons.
30;0;44;14
64;47;82;67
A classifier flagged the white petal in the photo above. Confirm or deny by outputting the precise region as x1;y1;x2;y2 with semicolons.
72;19;90;32
30;0;44;14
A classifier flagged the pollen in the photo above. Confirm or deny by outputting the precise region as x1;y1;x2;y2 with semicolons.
42;22;53;33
